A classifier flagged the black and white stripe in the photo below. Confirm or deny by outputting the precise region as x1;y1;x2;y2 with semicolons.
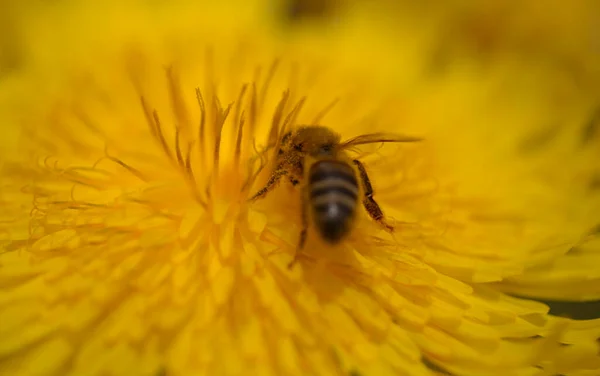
308;160;359;243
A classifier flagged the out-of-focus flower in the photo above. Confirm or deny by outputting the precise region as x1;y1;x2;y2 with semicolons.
279;0;600;81
1;1;600;376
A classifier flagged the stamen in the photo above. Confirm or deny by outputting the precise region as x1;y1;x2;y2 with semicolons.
241;139;269;193
195;88;207;169
140;97;159;150
248;83;259;135
102;145;148;183
281;96;306;134
234;115;246;170
268;90;291;146
233;84;249;136
142;94;177;166
58;167;108;189
174;127;185;171
233;84;249;168
258;59;280;112
166;66;192;142
151;109;175;163
211;96;233;181
183;142;208;208
312;97;340;124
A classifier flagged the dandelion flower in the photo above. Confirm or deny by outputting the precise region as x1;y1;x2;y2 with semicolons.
1;1;600;376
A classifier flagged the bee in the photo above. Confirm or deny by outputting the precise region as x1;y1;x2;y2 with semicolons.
250;125;421;266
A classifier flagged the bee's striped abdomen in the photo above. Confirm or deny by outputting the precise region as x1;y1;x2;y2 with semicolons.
309;160;359;243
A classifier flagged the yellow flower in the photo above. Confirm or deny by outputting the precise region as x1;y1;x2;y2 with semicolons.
2;1;600;376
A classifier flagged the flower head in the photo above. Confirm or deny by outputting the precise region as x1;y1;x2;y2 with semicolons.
1;1;600;376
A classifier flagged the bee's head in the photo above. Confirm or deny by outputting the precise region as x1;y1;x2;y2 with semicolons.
279;125;341;157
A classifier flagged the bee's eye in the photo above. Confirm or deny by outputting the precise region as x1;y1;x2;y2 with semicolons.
318;144;333;154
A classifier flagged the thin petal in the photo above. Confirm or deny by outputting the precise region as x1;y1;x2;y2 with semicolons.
497;230;600;301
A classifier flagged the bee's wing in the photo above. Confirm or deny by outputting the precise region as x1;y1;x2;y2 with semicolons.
338;133;423;149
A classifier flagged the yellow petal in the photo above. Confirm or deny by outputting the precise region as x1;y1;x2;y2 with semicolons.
2;1;600;376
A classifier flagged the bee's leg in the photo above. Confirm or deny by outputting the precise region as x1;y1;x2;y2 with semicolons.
288;158;303;186
248;168;287;201
288;186;309;269
352;159;394;231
